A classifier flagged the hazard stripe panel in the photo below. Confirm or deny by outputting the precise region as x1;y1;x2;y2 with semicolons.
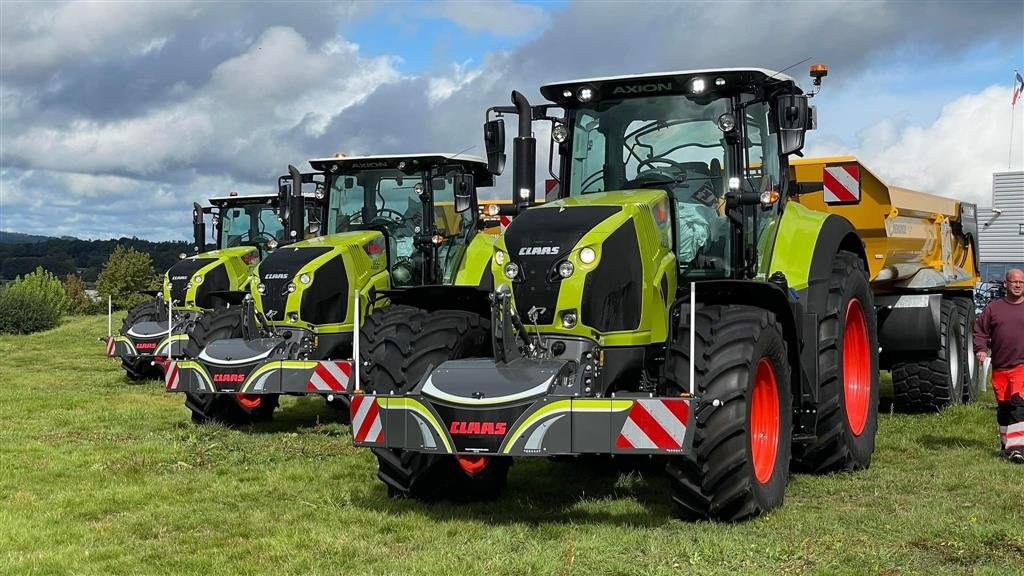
823;164;861;204
106;337;116;356
164;361;180;391
305;360;351;392
351;395;383;444
615;398;689;451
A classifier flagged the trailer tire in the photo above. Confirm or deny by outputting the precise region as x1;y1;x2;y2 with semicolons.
119;299;168;381
891;297;965;412
953;296;978;404
183;307;278;425
793;251;878;473
664;305;792;522
364;308;502;500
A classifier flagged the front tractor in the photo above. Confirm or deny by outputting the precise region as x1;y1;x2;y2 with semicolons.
107;184;319;381
352;66;884;521
166;154;497;425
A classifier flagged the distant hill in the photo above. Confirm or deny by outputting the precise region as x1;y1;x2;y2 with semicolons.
0;230;64;244
0;235;190;282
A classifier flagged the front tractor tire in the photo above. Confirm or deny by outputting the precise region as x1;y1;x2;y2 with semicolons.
793;251;879;473
360;307;505;500
183;306;278;426
120;298;168;381
664;305;793;522
891;296;975;412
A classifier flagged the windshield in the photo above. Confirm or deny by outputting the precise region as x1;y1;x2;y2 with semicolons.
219;203;283;250
566;94;781;277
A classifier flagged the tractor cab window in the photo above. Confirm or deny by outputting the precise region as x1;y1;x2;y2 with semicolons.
220;204;283;251
567;94;732;276
431;168;478;283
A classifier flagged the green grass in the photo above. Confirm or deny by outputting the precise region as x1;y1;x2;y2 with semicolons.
1;315;1022;575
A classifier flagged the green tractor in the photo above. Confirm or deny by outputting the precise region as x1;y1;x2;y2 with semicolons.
107;179;319;380
165;154;497;425
351;66;881;521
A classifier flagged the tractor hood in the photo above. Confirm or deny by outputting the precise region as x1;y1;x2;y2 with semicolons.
163;246;259;309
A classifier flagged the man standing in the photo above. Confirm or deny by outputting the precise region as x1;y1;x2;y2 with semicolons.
975;268;1024;463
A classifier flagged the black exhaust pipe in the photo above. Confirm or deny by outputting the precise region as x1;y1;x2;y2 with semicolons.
192;202;206;254
285;164;306;245
511;90;536;209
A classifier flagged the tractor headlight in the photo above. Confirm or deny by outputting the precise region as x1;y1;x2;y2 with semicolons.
192;275;203;285
717;113;736;133
257;283;267;295
486;204;500;216
287;282;297;293
579;247;596;264
288;312;298;323
495;250;507;266
690;77;706;94
557;261;574;278
577;86;594;102
314;184;325;200
299;273;311;285
504;262;520;280
561;311;578;329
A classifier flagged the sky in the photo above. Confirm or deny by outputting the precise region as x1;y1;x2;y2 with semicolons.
1;0;1022;241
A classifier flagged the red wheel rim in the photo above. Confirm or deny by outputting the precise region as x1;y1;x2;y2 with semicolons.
236;394;263;410
843;298;871;436
456;455;489;477
751;358;780;484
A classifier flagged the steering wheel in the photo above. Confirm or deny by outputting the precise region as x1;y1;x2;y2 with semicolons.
624;157;691;189
369;207;407;228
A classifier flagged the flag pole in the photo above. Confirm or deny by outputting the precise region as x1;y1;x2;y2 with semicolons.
1012;69;1020;170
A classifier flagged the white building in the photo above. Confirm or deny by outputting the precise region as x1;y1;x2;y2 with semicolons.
977;171;1024;282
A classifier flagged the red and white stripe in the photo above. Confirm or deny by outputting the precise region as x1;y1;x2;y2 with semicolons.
351;395;383;443
615;398;690;450
823;164;861;204
306;361;351;392
1004;422;1024;449
106;336;116;356
499;215;513;231
164;361;180;391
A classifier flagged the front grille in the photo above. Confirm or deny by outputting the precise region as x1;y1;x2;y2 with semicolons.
167;258;216;305
300;255;348;325
503;206;620;326
258;247;331;322
194;264;229;309
581;221;642;332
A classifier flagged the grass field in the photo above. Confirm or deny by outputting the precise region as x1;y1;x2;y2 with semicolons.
1;315;1022;575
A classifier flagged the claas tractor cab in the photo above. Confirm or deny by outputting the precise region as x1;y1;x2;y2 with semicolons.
349;66;890;521
165;154;497;425
107;183;320;380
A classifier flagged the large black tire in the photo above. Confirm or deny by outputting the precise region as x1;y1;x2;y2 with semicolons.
664;305;792;522
361;307;504;500
891;297;966;412
792;251;879;473
183;307;278;425
119;299;168;381
953;296;978;404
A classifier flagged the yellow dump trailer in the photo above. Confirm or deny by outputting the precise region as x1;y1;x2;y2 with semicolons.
791;157;981;412
790;156;979;292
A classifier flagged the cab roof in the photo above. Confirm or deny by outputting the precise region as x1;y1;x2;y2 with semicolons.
308;153;493;187
207;192;277;207
539;67;799;104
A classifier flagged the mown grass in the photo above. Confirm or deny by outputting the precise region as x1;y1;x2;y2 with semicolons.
1;315;1022;575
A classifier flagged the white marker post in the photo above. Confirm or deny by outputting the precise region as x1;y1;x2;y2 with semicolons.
167;298;173;361
107;295;112;339
689;282;696;396
353;290;361;392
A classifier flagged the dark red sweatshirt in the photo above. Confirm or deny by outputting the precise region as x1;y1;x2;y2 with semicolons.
974;298;1024;370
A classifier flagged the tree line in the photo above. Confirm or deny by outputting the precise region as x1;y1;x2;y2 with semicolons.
0;236;189;282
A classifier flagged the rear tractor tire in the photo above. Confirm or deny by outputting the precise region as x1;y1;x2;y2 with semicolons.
361;307;505;500
792;251;879;473
183;307;279;426
120;298;168;381
891;296;970;412
664;304;793;522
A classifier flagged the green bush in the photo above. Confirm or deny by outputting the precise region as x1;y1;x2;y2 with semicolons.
63;273;97;315
96;245;157;311
0;267;68;334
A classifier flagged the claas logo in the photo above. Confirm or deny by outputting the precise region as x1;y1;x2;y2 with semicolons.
449;421;508;436
136;342;157;350
213;373;246;383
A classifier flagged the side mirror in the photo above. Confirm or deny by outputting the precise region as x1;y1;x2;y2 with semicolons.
775;94;809;154
452;174;474;213
484;119;506;175
192;202;206;254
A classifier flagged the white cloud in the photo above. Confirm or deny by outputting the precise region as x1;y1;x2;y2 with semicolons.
0;1;199;76
437;1;550;38
805;85;1024;207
